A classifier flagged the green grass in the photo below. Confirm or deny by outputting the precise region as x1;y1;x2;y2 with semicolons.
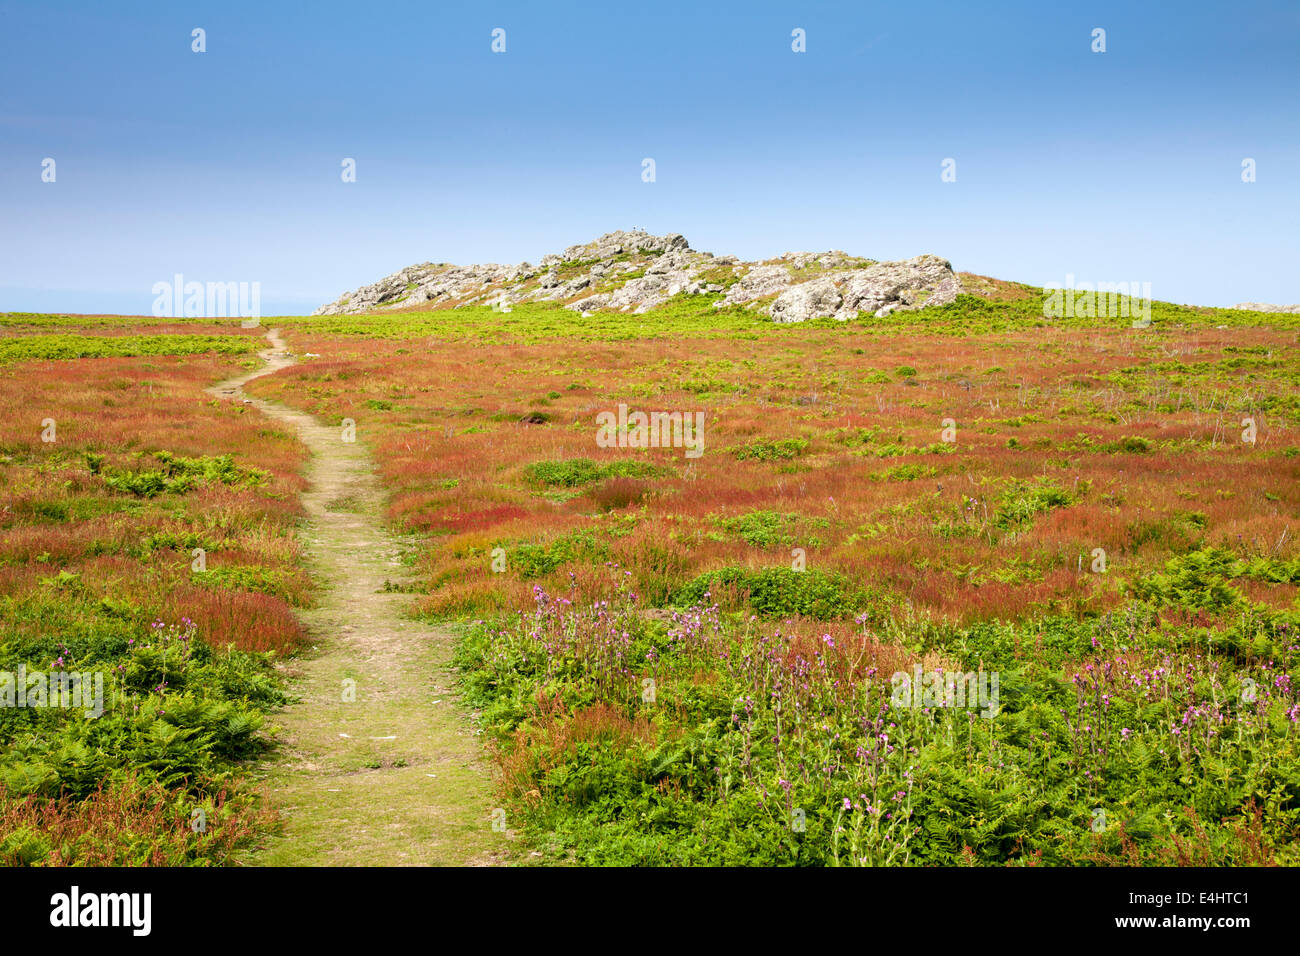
524;457;671;487
0;334;260;363
279;298;772;343
0;313;254;329
98;451;269;498
6;286;1298;348
728;438;809;461
674;566;860;619
510;531;611;579
714;510;825;549
993;479;1073;530
260;289;1300;345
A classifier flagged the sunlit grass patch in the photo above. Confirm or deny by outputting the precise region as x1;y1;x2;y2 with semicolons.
0;333;261;363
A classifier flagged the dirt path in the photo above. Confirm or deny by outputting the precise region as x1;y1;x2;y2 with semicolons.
206;329;505;866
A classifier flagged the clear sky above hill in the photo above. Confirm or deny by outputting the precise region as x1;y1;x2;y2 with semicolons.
2;0;1297;315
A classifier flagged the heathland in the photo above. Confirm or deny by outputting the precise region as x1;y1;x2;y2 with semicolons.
2;237;1298;865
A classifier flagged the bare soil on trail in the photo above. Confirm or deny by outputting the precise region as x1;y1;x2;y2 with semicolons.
206;329;506;866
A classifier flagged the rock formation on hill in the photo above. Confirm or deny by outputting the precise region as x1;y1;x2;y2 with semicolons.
1233;302;1300;313
313;230;963;322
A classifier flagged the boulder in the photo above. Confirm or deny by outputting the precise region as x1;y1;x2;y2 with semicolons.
764;255;961;323
834;255;962;319
770;277;843;323
717;264;794;307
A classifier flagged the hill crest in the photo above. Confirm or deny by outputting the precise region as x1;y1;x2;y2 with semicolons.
313;230;965;323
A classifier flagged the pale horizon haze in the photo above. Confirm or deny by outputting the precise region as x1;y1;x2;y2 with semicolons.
2;0;1297;315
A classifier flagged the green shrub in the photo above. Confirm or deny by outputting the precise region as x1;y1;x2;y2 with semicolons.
993;480;1072;530
524;457;668;487
0;334;260;364
729;438;809;461
101;452;267;498
1128;547;1300;612
715;510;810;548
511;532;609;579
872;463;937;482
1103;436;1153;453
674;567;857;618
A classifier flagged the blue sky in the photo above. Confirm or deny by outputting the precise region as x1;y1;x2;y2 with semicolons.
2;0;1297;315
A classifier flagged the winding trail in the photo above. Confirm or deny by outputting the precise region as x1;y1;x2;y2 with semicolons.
207;329;504;866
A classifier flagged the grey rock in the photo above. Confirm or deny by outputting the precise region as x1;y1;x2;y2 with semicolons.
833;255;962;320
570;292;612;312
313;231;963;324
717;264;794;306
765;254;962;323
1233;302;1300;313
770;277;843;323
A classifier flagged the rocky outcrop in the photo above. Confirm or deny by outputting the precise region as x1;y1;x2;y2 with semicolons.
767;255;962;323
314;231;963;323
314;261;525;315
717;264;796;307
769;277;843;322
1233;302;1300;313
313;230;719;316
